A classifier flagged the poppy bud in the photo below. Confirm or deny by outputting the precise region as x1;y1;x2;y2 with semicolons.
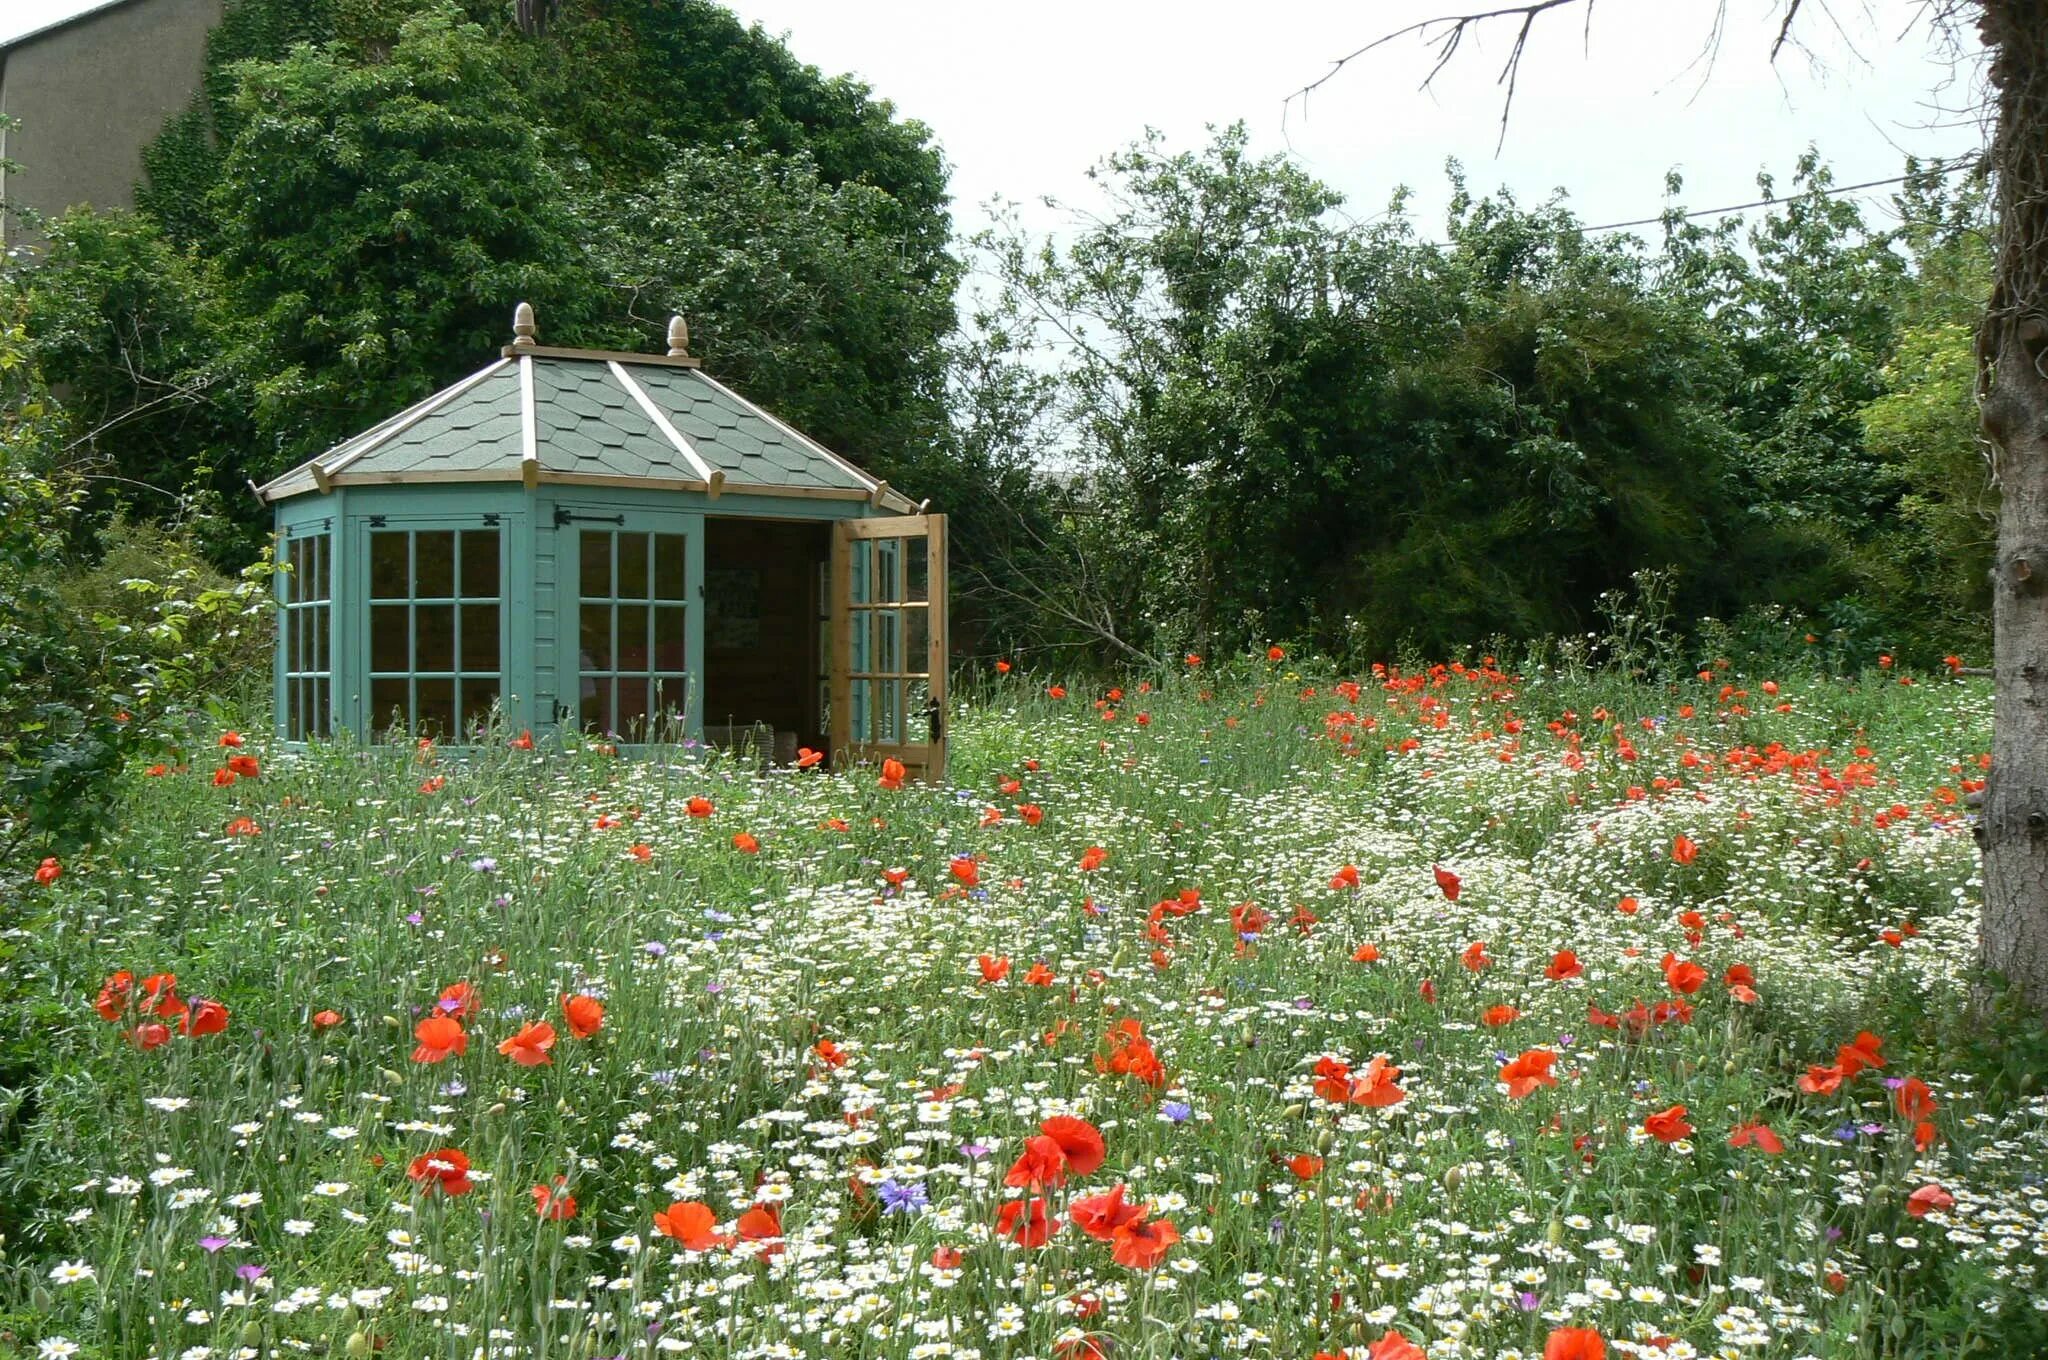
1546;1215;1564;1246
345;1331;373;1359
557;1097;572;1114
379;1068;403;1086
486;1102;507;1116
1442;1166;1463;1192
1281;1104;1305;1121
241;1321;263;1348
1723;1059;1738;1076
1315;1127;1336;1154
383;1014;401;1027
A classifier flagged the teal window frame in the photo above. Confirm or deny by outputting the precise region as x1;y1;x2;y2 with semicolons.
278;525;334;740
567;508;700;742
357;517;515;742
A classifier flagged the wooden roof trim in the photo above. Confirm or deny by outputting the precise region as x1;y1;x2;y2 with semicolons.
325;465;878;501
518;355;540;490
500;343;702;368
607;360;724;493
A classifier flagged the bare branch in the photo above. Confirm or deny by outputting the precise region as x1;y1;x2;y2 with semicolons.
1769;0;1808;61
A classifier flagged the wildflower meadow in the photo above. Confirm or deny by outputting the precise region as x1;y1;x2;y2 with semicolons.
6;653;2046;1360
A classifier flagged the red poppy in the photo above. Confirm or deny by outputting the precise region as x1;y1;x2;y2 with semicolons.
1482;1004;1521;1027
498;1021;556;1066
1433;864;1462;901
226;754;261;779
977;954;1012;983
1616;896;1639;915
1727;1121;1784;1155
1040;1115;1106;1175
408;1147;473;1196
532;1179;577;1220
814;1038;849;1068
1671;835;1700;865
795;747;824;769
1661;953;1707;995
878;758;907;791
1543;1329;1606;1360
1643;1105;1693;1143
562;994;604;1039
94;971;134;1022
1367;1332;1426;1360
1896;1077;1937;1120
438;981;481;1019
950;858;981;889
1023;962;1055;985
412;1015;468;1064
1267;645;1286;661
1079;846;1108;872
732;832;760;854
1460;940;1492;972
1006;1135;1070;1189
996;1196;1056;1247
1330;864;1361;891
312;1009;343;1030
929;1245;964;1269
34;857;62;886
654;1200;729;1250
1352;942;1382;963
686;796;714;818
1500;1049;1558;1099
181;999;229;1037
1287;1154;1324;1180
736;1203;783;1244
1837;1031;1887;1076
994;660;1012;674
1545;950;1583;980
1070;1184;1146;1241
219;730;243;747
1906;1184;1955;1218
130;1022;172;1050
1797;1063;1845;1096
1110;1214;1178;1269
224;816;261;837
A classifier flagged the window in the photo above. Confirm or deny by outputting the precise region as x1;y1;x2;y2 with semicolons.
578;528;688;739
281;531;332;739
367;528;502;739
846;532;933;744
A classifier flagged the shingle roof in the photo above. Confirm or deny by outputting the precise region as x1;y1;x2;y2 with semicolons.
254;350;913;511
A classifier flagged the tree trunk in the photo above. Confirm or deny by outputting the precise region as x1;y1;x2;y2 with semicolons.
1976;0;2048;1013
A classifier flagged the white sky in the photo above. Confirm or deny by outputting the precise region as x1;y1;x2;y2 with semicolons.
717;0;1987;245
5;0;1989;241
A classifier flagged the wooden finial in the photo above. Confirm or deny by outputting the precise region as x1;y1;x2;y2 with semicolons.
512;301;537;348
666;315;691;358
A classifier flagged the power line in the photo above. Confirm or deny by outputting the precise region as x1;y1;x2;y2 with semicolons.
1580;162;1981;235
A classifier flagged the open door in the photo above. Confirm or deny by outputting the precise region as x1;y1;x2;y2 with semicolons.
830;514;947;781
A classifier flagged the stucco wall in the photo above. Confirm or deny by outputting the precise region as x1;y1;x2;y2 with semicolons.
0;0;224;252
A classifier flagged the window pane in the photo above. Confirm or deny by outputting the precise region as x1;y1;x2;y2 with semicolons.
413;532;454;598
878;678;902;744
371;678;409;733
654;605;686;672
618;532;651;602
415;605;456;672
849;677;872;743
655;534;686;601
461;604;500;672
371;533;409;599
615;677;650;736
581;676;612;736
870;609;901;675
313;678;330;737
580;531;612;599
287;539;307;600
652;674;687;723
619;604;651;674
904;607;929;675
415;679;455;739
461;530;499;598
849;538;871;604
848;606;871;673
906;679;933;743
371;606;411;672
311;537;329;602
284;607;301;675
581;602;613;671
461;678;501;736
311;604;329;672
875;537;902;603
905;536;928;604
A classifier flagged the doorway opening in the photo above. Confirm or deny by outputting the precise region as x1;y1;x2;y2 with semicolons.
700;517;829;764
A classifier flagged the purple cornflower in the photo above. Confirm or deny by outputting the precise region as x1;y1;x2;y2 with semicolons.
1161;1101;1193;1123
199;1236;228;1253
959;1142;990;1161
877;1180;928;1216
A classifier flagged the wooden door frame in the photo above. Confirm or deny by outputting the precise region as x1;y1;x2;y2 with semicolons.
829;513;948;780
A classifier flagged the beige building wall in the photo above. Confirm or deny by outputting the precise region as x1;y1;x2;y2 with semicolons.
0;0;225;252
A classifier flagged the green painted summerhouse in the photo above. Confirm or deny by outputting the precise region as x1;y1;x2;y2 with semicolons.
257;305;950;777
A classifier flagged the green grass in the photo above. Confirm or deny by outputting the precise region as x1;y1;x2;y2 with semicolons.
3;655;2043;1360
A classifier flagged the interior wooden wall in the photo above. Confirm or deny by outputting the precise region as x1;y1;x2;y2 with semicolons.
701;517;826;750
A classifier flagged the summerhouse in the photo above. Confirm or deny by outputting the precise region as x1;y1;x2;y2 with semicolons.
254;304;949;778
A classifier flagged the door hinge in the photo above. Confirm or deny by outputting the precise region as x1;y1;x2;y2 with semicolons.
367;514;387;528
482;513;501;526
555;508;625;527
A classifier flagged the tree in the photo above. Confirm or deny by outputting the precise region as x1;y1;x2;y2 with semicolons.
1300;0;2048;1013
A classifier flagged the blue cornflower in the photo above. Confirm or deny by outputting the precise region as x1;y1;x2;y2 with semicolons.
877;1180;928;1216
